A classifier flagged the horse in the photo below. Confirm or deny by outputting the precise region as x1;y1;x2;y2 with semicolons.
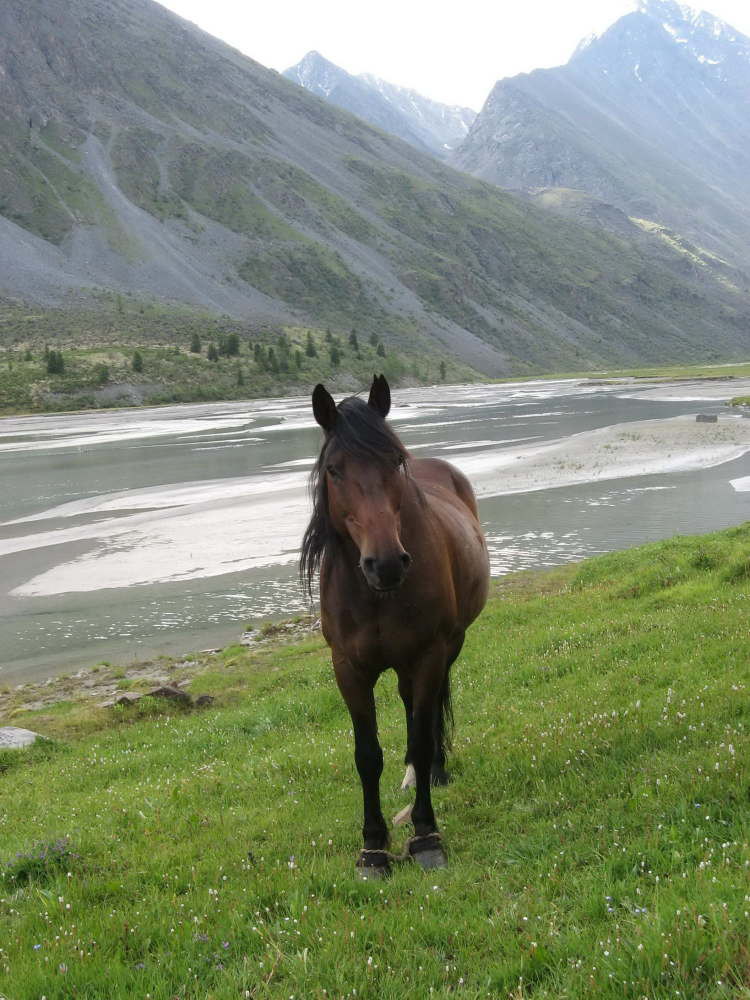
301;374;489;876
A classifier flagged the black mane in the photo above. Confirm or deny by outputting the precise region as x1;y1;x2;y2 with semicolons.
300;396;410;598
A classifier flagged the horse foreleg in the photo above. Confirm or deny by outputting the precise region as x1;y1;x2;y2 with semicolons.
406;654;449;869
333;653;389;877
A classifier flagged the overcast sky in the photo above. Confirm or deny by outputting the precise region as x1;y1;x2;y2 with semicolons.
157;0;750;109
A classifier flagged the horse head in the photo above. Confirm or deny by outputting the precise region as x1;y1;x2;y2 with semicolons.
309;375;411;593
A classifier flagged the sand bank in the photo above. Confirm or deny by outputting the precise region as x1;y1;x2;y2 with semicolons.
7;413;750;598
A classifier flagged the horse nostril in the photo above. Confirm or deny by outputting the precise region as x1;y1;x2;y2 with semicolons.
401;552;411;570
362;557;376;573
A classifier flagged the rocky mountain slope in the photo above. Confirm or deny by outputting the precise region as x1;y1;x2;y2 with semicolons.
284;51;475;157
1;0;749;376
452;0;750;270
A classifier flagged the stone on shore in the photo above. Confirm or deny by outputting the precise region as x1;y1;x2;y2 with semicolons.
148;685;192;705
0;726;41;749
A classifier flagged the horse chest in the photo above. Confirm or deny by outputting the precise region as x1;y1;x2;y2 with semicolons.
323;589;445;669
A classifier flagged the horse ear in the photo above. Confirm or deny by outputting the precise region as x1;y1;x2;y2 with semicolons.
312;383;337;432
368;373;391;418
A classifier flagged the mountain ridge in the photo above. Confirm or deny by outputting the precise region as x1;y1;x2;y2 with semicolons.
452;0;750;270
283;51;476;157
1;0;749;380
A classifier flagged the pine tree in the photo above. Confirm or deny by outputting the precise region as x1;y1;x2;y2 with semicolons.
369;331;378;348
268;347;279;373
295;349;303;369
190;333;202;353
46;350;64;375
305;331;317;358
348;330;359;351
439;360;447;381
330;345;341;366
236;363;245;386
376;342;386;358
132;351;144;373
207;343;219;362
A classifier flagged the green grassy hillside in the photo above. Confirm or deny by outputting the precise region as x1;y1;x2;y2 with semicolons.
0;299;470;413
3;523;750;997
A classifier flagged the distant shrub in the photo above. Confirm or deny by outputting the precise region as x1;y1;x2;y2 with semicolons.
132;351;143;373
46;350;65;375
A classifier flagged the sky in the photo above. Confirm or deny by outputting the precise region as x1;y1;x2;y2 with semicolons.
156;0;750;109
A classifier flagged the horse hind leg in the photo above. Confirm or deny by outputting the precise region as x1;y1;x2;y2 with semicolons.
431;637;463;787
398;675;417;791
399;668;451;791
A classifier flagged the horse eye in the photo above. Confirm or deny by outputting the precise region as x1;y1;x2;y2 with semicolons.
327;464;341;479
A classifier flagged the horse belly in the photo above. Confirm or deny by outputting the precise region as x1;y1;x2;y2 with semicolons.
426;497;489;628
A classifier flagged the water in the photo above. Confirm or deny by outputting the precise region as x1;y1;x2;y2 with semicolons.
1;379;749;684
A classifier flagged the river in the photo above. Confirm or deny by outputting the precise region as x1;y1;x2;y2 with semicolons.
1;378;749;684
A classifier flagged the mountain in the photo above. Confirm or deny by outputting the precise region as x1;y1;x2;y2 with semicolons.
283;52;475;157
1;0;750;378
452;0;750;269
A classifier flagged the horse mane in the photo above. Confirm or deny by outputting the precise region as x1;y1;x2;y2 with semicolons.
300;396;410;599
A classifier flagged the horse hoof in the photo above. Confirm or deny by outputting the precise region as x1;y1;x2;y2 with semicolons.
400;764;416;791
356;849;391;880
408;833;447;870
413;847;447;870
357;862;389;880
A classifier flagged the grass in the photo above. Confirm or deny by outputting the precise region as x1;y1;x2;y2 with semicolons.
3;524;750;997
533;360;750;383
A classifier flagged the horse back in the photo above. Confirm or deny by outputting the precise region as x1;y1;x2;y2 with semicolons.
410;457;481;519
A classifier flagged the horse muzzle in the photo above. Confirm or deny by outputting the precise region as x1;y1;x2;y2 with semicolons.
360;551;412;592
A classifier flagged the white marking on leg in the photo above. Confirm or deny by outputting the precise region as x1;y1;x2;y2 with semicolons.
400;763;416;790
392;803;413;826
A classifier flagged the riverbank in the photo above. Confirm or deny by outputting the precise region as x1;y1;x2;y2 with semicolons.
1;336;749;418
3;524;750;998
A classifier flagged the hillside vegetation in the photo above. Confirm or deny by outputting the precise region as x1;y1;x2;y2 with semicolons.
0;298;468;413
3;524;750;997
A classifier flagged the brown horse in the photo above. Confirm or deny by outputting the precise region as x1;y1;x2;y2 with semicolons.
301;375;489;876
